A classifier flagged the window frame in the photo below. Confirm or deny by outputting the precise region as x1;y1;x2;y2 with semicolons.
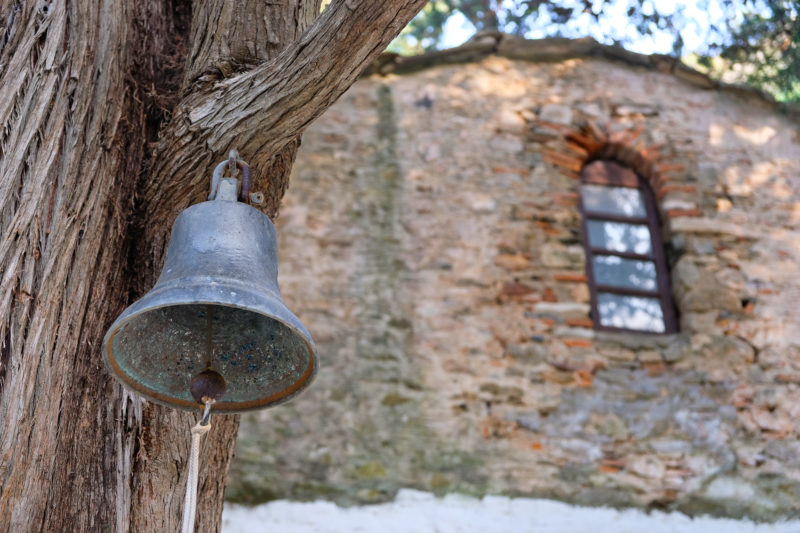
578;160;678;334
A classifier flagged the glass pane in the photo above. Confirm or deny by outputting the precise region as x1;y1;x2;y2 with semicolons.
587;220;652;255
593;255;658;291
581;184;646;217
597;293;665;333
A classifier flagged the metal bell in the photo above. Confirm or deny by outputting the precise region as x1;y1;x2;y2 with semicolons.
102;159;318;412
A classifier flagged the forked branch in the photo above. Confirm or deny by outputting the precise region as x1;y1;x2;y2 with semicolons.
143;0;427;231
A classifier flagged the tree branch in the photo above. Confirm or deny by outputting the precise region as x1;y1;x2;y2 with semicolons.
142;0;428;249
182;0;428;156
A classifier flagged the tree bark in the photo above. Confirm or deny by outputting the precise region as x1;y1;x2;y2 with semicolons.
0;0;426;531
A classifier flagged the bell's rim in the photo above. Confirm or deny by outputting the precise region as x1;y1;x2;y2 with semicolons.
102;299;318;413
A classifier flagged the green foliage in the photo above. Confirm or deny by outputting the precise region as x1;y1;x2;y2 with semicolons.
389;0;799;102
386;1;458;54
720;0;799;102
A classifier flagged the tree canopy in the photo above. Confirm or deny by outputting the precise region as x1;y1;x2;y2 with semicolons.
389;0;799;103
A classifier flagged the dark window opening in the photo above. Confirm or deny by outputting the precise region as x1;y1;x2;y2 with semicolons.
579;160;678;334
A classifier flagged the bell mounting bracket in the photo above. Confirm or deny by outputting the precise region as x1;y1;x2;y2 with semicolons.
208;150;264;205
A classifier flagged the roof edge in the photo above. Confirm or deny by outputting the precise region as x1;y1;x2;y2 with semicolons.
364;33;799;121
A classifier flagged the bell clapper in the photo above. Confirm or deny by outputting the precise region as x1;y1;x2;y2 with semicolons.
190;368;227;406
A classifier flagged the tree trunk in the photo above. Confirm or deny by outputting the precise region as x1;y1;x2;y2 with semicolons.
0;0;426;531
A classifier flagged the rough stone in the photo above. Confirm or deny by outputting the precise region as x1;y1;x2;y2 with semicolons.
532;302;591;320
637;350;663;363
629;456;666;479
540;242;585;268
539;104;573;125
672;258;742;313
587;412;629;441
597;345;636;363
506;343;548;364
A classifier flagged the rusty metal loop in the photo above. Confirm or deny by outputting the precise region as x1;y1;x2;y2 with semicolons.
208;151;252;203
238;161;252;204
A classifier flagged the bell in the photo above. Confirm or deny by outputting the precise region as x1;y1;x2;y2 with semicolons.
102;167;318;413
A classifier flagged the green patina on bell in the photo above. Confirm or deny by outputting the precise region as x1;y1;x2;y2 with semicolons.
102;168;318;413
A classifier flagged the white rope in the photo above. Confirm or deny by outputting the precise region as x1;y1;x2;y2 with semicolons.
181;401;213;533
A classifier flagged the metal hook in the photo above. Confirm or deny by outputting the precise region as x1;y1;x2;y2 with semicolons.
239;161;252;204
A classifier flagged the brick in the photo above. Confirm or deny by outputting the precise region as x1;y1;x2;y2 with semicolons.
554;273;587;283
575;369;593;387
641;144;664;159
543;150;583;172
563;338;592;348
565;132;604;152
542;287;558;302
656;184;698;200
565;317;594;328
492;166;529;175
656;163;686;173
564;141;590;158
498;281;535;298
666;208;702;218
553;193;579;207
642;362;666;376
598;458;624;473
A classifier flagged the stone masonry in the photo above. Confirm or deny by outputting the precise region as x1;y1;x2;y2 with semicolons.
227;36;800;520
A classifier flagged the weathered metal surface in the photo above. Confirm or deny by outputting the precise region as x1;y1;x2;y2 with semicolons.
102;193;318;412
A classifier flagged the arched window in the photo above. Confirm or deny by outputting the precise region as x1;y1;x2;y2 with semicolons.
579;160;677;333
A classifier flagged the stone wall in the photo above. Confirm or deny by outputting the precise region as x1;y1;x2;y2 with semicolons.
227;42;800;520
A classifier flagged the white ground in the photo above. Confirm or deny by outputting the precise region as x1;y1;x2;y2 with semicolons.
221;489;800;533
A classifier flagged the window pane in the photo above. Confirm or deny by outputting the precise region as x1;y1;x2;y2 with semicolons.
587;220;652;255
593;255;658;291
581;184;646;217
597;293;665;333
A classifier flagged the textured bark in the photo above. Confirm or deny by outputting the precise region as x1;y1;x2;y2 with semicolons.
184;0;322;85
0;0;426;531
140;0;429;264
0;1;189;530
127;2;315;530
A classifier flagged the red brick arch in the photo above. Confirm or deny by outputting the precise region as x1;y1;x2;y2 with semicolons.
539;121;699;220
